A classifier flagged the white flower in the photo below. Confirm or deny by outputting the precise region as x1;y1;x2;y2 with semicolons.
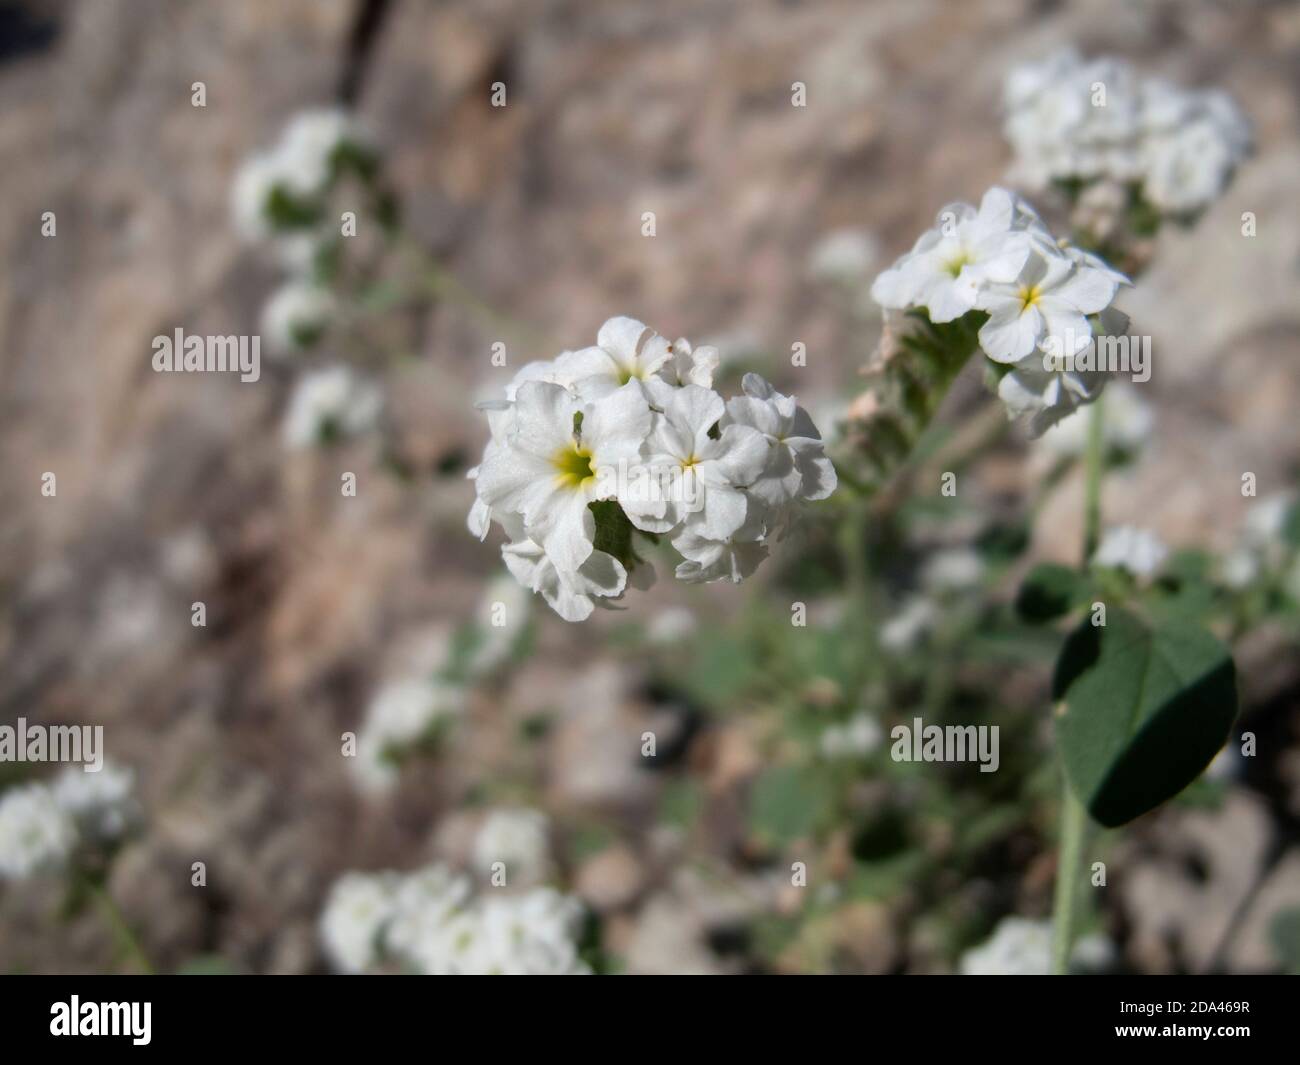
879;596;938;653
276;108;366;196
282;366;383;448
1243;493;1294;546
870;188;1033;323
627;384;769;539
230;151;291;242
1093;525;1168;577
470;889;590;975
649;337;720;396
383;863;476;974
231;109;371;243
1219;549;1259;590
319;871;399;973
0;784;78;880
1038;380;1153;458
976;238;1123;364
819;712;884;760
1141;89;1251;214
725;373;837;509
52;762;139;844
476;379;651;574
646;606;698;645
808;228;879;284
551;316;673;397
960;917;1052;975
351;679;464;793
1003;51;1250;217
921;548;985;594
261;280;336;354
473;808;552;888
671;518;770;584
466;574;532;677
500;524;628;623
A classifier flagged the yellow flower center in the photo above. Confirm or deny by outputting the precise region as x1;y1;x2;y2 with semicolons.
1019;283;1042;311
944;250;972;278
552;445;595;489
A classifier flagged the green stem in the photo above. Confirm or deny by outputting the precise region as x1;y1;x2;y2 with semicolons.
1052;394;1107;974
1051;782;1087;974
84;876;154;974
1082;394;1106;561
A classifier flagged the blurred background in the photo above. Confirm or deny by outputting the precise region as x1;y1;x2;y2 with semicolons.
1;0;1298;974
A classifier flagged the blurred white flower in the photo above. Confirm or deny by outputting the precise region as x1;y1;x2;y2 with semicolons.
319;871;399;973
473;808;552;888
282;366;383;448
52;761;139;844
647;606;698;645
808;227;879;284
1038;380;1153;458
383;863;476;974
324;864;590;975
1219;549;1260;590
470;888;591;975
1243;493;1294;546
261;280;336;354
276;108;367;196
960;916;1051;975
466;574;532;677
0;783;77;880
879;596;938;653
921;548;985;594
1093;525;1168;577
351;679;464;794
1003;50;1251;217
819;712;884;760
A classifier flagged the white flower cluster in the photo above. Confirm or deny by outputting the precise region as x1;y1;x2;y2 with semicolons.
871;186;1129;436
1220;494;1298;590
232;109;372;354
232;108;371;245
960;916;1115;975
1092;524;1169;578
1004;49;1251;216
468;317;836;621
0;762;139;880
319;861;589;975
282;365;383;449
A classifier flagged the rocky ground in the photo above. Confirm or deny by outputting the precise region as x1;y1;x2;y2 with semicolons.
1;0;1297;973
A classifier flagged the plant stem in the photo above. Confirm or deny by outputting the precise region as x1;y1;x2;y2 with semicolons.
1052;394;1107;974
1082;393;1106;561
85;876;154;974
1051;781;1086;974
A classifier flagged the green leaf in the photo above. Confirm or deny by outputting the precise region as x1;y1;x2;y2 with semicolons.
1269;907;1300;975
1016;562;1085;623
748;766;833;847
1052;608;1237;827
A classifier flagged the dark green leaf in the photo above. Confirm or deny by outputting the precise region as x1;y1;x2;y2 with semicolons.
1016;562;1085;623
1052;608;1237;827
